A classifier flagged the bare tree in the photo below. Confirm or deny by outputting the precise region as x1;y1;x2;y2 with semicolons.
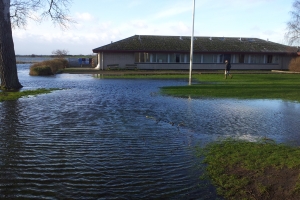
285;0;300;45
0;0;73;90
52;49;69;58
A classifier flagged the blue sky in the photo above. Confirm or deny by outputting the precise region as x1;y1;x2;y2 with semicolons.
12;0;295;55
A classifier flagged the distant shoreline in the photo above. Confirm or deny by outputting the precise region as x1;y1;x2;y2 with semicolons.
16;61;35;64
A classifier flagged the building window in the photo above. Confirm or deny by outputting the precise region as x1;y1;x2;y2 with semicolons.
135;53;139;63
203;54;214;63
135;52;279;64
135;52;150;62
266;55;279;64
231;54;238;63
273;55;279;63
244;55;251;63
170;53;181;63
182;54;189;63
193;54;201;63
150;53;156;62
267;55;273;63
157;53;168;63
254;55;264;63
239;54;245;63
243;54;276;64
218;54;224;63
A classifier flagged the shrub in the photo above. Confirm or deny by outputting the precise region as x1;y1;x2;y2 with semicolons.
92;56;97;67
288;57;300;72
29;58;69;76
29;66;53;76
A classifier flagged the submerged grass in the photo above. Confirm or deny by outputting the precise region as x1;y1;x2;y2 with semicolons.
197;139;300;199
161;74;300;102
0;88;59;102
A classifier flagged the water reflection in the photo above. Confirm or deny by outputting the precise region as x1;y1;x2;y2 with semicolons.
0;64;299;199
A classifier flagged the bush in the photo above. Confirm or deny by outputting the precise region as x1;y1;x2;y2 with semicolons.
92;56;97;68
29;58;69;76
29;66;53;76
288;57;300;72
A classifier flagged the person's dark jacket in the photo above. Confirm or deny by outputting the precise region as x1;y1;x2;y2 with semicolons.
226;62;231;71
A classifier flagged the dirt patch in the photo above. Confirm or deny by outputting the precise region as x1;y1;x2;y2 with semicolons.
226;165;300;199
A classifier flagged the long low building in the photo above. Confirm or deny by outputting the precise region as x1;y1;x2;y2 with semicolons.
92;35;298;70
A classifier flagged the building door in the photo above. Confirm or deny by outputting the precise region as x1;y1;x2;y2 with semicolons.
224;54;231;62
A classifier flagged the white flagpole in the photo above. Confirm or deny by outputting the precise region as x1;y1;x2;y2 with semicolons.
189;0;195;85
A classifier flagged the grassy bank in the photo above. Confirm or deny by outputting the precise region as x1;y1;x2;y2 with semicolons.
198;139;300;199
161;73;300;102
0;88;59;102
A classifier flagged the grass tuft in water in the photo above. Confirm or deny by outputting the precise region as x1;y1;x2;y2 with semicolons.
0;88;60;102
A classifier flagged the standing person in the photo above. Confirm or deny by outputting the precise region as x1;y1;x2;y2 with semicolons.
224;60;233;79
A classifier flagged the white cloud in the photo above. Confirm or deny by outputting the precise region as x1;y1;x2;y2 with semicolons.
75;12;94;21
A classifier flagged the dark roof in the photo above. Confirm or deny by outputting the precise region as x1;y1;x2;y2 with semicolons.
93;35;297;54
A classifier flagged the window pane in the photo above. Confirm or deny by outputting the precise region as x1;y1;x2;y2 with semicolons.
272;55;278;63
232;54;239;63
157;53;168;63
194;54;201;63
252;55;264;63
244;55;250;63
213;55;217;63
135;53;140;62
181;54;189;63
150;53;156;63
169;54;176;63
267;55;272;63
239;54;245;63
203;54;214;63
144;53;150;62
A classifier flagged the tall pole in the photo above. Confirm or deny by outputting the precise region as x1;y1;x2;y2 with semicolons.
189;0;195;85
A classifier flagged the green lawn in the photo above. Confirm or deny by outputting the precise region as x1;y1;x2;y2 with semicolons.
161;73;300;102
0;88;59;102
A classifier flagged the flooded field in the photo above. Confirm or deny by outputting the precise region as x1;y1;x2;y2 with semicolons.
0;64;299;199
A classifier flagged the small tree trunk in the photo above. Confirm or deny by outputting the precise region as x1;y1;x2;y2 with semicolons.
0;0;22;90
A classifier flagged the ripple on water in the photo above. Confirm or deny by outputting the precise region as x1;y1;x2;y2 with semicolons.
0;67;299;199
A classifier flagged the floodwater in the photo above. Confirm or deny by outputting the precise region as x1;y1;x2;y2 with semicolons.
0;64;300;199
16;56;54;63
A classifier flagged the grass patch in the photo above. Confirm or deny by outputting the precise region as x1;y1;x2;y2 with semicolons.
0;88;59;101
161;74;300;102
198;139;300;199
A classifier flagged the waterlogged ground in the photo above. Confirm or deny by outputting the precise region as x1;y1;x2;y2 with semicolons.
0;64;300;199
